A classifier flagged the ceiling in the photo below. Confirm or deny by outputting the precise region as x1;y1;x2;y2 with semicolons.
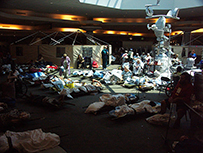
0;0;203;45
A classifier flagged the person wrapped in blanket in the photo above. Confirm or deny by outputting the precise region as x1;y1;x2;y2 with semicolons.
160;72;194;128
0;109;30;127
109;100;161;118
24;93;64;108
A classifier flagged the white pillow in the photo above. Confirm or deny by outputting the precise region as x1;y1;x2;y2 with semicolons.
85;102;105;114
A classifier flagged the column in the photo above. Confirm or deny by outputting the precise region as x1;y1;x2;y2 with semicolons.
182;31;191;46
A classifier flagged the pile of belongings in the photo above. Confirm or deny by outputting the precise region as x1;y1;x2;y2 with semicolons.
0;109;30;127
109;100;161;118
172;134;203;153
45;65;58;73
41;76;103;99
0;102;8;113
71;69;171;93
85;93;161;118
72;70;94;78
24;94;63;108
85;94;126;114
1;64;11;74
22;72;48;85
0;129;60;153
145;113;175;126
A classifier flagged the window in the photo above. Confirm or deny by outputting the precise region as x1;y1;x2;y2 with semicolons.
16;47;23;56
56;47;65;58
82;47;92;57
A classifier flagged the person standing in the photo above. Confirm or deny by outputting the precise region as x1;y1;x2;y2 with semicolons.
185;54;196;70
60;54;71;78
190;49;197;59
101;46;109;70
128;48;134;61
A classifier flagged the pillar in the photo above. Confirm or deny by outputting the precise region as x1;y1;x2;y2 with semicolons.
182;31;191;46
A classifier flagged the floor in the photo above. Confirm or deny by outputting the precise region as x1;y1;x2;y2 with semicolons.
0;64;194;153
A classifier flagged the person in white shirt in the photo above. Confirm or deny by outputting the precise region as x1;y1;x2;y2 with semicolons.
128;49;134;60
185;54;196;70
122;58;130;71
133;53;141;63
133;59;144;76
145;53;152;64
143;53;152;74
121;50;128;65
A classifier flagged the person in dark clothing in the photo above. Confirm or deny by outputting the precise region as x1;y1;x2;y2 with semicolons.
35;54;45;68
160;72;194;128
76;54;85;69
101;46;109;70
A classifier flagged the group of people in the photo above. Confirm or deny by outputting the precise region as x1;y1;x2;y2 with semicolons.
75;46;109;70
1;47;202;130
120;50;153;80
28;54;46;73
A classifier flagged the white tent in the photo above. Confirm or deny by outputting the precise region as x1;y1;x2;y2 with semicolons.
10;44;112;68
10;31;112;68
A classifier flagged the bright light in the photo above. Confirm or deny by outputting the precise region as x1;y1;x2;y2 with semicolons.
93;18;146;23
192;28;203;33
51;14;86;21
0;26;19;30
119;32;128;35
93;18;109;23
0;24;32;30
131;33;142;36
106;31;115;34
94;30;144;36
59;28;85;32
171;31;183;35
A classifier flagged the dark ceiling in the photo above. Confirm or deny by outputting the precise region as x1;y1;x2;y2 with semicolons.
0;0;203;45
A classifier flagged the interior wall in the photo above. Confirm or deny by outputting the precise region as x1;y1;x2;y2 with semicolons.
39;45;73;66
123;41;153;50
10;45;38;64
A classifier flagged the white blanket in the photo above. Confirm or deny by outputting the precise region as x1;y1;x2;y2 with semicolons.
0;129;60;153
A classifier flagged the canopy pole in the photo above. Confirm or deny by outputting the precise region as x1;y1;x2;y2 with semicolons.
59;32;82;45
10;31;39;45
51;31;77;46
72;32;78;46
29;32;57;45
81;31;110;45
184;33;203;46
